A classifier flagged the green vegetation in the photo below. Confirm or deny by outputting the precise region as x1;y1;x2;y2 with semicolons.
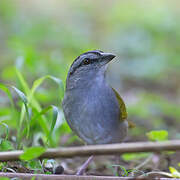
0;0;179;176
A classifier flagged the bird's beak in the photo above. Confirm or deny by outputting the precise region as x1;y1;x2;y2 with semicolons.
101;52;116;62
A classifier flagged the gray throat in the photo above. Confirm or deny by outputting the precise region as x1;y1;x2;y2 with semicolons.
66;67;107;91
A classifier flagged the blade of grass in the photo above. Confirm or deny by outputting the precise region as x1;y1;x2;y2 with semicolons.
20;146;46;161
30;75;64;105
14;69;49;142
15;68;41;111
15;68;31;95
0;123;9;140
15;71;64;137
12;86;30;146
31;106;52;140
48;76;64;104
28;75;63;146
31;105;59;146
14;69;64;147
0;83;14;108
47;105;58;145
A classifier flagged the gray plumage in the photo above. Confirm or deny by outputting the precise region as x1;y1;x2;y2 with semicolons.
62;50;128;145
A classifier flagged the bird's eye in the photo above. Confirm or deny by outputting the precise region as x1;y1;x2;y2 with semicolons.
83;58;91;65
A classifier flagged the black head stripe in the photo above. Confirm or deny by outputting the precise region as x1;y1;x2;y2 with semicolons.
71;50;103;66
82;50;104;56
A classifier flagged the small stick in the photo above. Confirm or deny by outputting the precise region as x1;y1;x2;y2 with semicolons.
0;140;180;162
139;171;173;178
0;172;132;180
129;154;153;177
76;155;94;175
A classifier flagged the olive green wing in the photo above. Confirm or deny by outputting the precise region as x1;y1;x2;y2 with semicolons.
112;88;135;128
112;87;127;120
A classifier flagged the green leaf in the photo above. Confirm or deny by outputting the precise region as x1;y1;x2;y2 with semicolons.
14;69;45;147
16;71;41;111
169;166;180;178
111;164;128;176
31;105;59;145
146;130;168;141
20;147;46;161
122;152;150;161
29;75;63;145
0;123;9;140
27;160;42;170
15;68;31;95
15;66;41;111
48;76;64;103
12;70;63;147
30;75;64;104
0;139;14;151
0;177;10;180
48;105;58;140
30;106;52;131
12;86;30;138
0;162;4;170
12;86;28;104
0;83;14;108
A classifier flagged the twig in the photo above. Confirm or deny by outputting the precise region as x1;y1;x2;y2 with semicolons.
76;155;94;175
134;154;153;170
0;140;180;162
129;154;153;177
139;171;173;178
0;172;134;180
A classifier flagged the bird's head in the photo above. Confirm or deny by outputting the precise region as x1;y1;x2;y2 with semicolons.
66;50;115;89
68;50;115;77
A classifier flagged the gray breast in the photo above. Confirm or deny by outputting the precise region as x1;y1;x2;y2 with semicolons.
62;82;127;144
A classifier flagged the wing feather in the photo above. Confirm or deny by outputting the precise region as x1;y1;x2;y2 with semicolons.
112;88;135;128
112;87;127;120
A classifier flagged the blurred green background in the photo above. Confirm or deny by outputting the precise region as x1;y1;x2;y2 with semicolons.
0;0;180;148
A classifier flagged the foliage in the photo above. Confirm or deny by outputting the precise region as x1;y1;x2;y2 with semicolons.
0;69;67;149
169;166;180;178
0;0;179;146
146;130;168;141
0;0;179;176
122;152;150;161
20;147;46;161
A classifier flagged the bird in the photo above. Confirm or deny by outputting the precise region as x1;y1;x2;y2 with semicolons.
62;50;133;175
